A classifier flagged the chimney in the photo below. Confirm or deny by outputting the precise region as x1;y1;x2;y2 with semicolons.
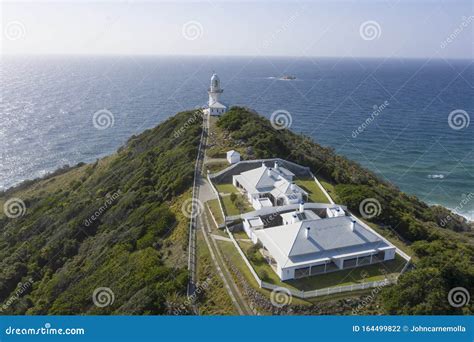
292;214;298;224
299;202;304;213
274;161;279;170
305;226;310;239
267;168;272;176
290;183;296;191
351;220;356;232
261;161;266;168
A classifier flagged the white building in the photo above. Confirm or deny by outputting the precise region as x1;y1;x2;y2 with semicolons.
204;73;227;116
232;161;308;210
226;150;240;164
244;208;396;281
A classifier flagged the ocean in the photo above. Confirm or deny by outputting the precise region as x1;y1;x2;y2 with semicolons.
1;55;473;219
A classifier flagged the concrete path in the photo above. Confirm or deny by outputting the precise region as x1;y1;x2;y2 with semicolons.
193;114;254;315
211;234;232;242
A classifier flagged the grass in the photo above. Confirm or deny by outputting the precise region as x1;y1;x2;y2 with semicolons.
365;221;416;262
320;180;339;203
206;162;228;173
216;239;309;306
294;177;331;204
196;230;237;315
221;194;253;216
215;183;239;194
233;230;250;240
206;199;224;225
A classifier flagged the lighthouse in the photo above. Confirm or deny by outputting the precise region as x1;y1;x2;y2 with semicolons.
205;73;227;116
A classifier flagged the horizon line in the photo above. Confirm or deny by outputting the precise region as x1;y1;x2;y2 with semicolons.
2;53;472;61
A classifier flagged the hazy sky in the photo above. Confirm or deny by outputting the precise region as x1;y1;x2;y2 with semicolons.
1;0;472;58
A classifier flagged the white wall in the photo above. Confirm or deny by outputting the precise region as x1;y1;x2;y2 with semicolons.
384;248;396;261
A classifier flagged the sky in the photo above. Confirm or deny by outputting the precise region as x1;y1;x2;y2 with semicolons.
1;0;472;59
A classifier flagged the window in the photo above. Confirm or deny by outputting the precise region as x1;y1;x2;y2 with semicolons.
358;255;371;266
310;264;326;275
372;251;385;262
343;258;357;268
294;267;310;279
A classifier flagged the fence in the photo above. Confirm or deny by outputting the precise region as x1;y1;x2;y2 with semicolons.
207;173;227;221
309;171;335;205
187;112;206;297
224;222;400;299
260;277;396;299
206;157;410;300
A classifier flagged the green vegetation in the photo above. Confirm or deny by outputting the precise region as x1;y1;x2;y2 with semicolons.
217;107;473;315
221;194;252;216
0;111;202;314
1;106;471;316
294;177;330;203
205;162;228;173
195;231;236;315
206;199;224;226
320;180;339;203
216;183;239;194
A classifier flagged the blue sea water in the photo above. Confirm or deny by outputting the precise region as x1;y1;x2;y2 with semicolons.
0;56;473;219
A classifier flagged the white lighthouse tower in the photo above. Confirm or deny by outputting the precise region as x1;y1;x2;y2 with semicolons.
205;73;227;116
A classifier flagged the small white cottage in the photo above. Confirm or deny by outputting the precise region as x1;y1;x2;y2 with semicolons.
226;150;240;164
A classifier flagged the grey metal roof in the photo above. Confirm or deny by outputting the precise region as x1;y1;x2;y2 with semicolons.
254;215;392;267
